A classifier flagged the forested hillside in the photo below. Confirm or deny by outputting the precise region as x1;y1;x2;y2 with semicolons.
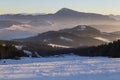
53;40;120;58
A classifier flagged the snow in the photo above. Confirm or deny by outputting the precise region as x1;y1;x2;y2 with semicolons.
15;45;23;50
34;52;41;58
77;25;86;31
0;24;48;40
5;25;27;31
43;39;51;42
60;36;73;42
0;56;120;80
48;43;70;48
43;39;49;42
23;50;32;57
94;37;111;43
2;44;6;47
101;32;110;35
80;25;86;30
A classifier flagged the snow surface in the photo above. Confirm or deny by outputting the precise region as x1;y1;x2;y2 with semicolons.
77;25;86;31
5;25;27;31
60;36;73;42
2;44;6;47
23;50;32;57
43;39;49;42
15;45;23;50
94;37;111;43
80;25;86;30
0;55;120;80
48;43;70;48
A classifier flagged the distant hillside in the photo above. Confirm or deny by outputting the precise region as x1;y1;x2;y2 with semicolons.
37;40;120;58
1;36;120;58
0;8;116;23
0;20;21;29
54;8;115;22
17;25;120;47
72;40;120;58
109;14;120;21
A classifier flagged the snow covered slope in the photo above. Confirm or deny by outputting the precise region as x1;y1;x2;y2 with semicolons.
0;56;120;80
94;37;111;43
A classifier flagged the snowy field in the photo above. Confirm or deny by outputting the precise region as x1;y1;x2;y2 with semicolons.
0;55;120;80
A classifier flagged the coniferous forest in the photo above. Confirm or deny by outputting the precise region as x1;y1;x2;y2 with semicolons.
0;41;27;59
1;40;120;59
38;40;120;58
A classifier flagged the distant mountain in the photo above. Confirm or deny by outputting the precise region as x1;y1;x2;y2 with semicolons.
0;8;115;22
16;25;120;48
55;8;114;21
0;8;119;40
0;8;117;25
0;20;21;29
109;14;120;20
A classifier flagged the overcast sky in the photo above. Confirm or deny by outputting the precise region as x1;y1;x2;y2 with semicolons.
0;0;120;15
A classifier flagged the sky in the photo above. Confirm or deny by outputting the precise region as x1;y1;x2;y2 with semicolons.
0;0;120;15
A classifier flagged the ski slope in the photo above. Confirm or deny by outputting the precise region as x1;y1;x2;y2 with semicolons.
0;55;120;80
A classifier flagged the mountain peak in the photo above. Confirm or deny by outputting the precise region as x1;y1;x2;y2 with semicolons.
55;8;79;15
59;8;73;11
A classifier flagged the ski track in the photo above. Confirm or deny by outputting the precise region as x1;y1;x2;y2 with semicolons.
0;56;120;80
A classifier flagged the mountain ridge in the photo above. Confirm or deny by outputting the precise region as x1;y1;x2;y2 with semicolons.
0;8;119;40
0;8;115;20
16;25;120;48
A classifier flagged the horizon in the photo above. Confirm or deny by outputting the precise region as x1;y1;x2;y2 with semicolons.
0;0;120;15
0;8;114;16
0;8;119;16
